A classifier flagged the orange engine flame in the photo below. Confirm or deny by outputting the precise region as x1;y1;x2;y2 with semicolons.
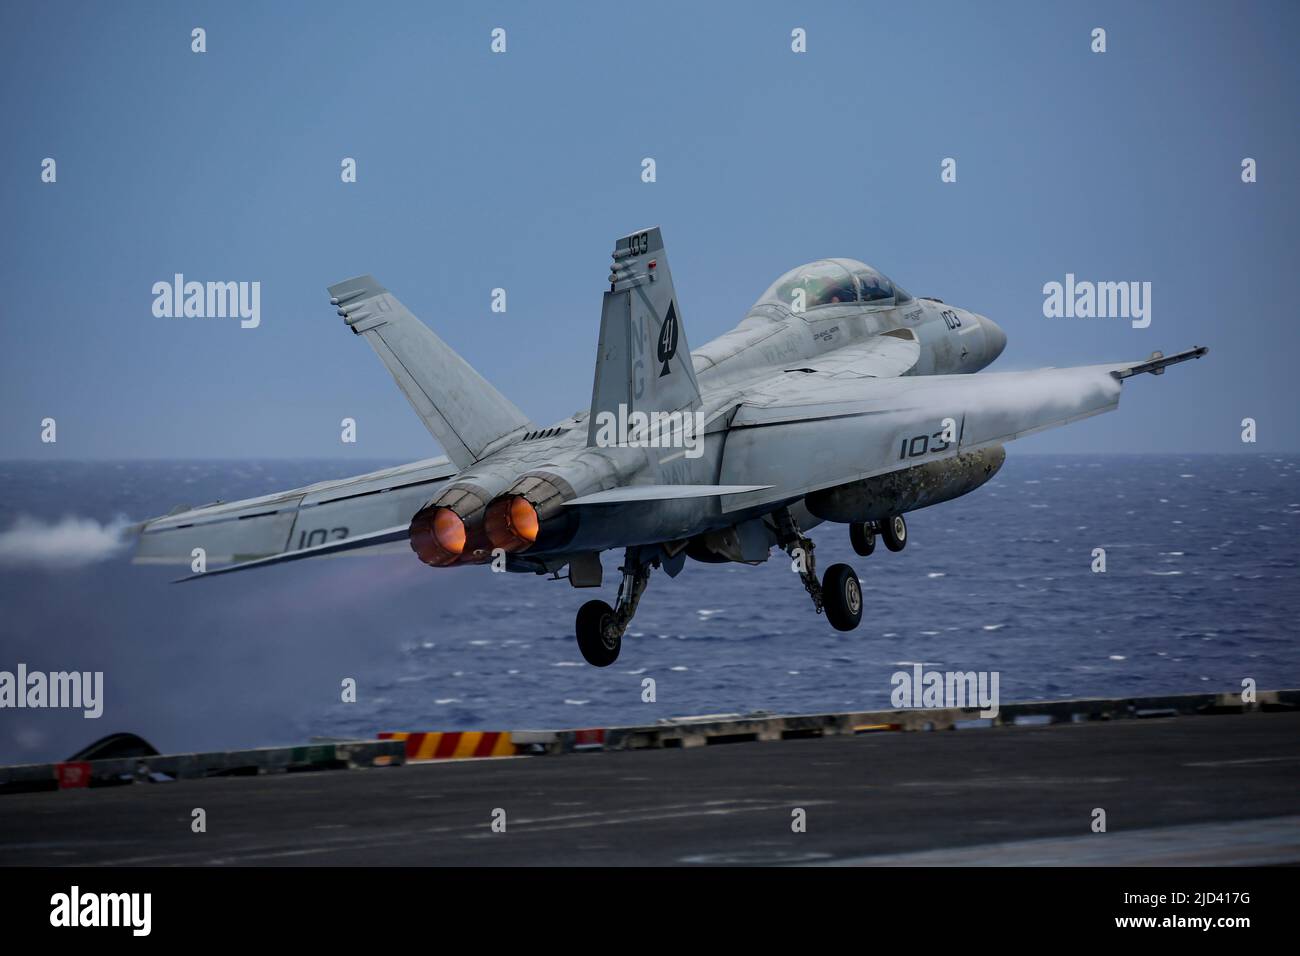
409;506;466;567
507;496;539;543
433;507;467;554
484;495;540;552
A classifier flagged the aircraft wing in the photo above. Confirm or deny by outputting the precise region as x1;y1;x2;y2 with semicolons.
172;523;413;581
719;347;1207;513
133;456;458;567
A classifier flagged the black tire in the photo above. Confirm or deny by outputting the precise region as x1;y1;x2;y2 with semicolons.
822;563;863;632
576;599;621;667
881;514;908;552
849;522;876;557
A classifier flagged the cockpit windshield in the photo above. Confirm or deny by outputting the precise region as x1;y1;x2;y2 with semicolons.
754;258;908;313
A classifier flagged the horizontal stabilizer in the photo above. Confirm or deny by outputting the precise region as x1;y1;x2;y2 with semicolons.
565;484;771;506
175;524;410;582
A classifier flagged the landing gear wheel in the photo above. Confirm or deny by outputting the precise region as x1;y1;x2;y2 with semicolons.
849;522;876;557
881;514;908;552
576;599;621;667
822;563;863;632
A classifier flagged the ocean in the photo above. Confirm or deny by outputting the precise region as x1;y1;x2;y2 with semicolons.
0;453;1296;765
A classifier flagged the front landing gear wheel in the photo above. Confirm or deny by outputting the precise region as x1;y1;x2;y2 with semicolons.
822;563;863;632
576;599;621;667
881;514;908;552
849;522;876;557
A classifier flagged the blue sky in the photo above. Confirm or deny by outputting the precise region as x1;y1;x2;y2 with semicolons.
2;0;1296;459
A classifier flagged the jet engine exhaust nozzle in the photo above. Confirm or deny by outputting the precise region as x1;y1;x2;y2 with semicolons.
484;495;540;553
409;506;468;567
483;473;580;554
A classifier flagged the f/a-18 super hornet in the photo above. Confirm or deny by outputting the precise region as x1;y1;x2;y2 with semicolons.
134;227;1206;665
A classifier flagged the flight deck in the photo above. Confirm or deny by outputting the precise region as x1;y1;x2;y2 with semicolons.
1;692;1295;867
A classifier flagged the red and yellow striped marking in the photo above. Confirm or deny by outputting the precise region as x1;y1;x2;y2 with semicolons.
379;731;516;761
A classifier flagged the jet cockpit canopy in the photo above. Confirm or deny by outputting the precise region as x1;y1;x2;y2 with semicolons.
754;258;911;313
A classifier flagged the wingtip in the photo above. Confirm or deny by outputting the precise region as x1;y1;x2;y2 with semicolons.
1111;345;1210;381
326;274;384;302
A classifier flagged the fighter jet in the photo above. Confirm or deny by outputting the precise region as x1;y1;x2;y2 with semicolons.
134;227;1207;665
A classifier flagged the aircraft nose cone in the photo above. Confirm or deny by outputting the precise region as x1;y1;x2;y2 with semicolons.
982;316;1007;361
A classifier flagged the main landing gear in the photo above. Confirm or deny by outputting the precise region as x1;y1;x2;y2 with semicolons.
774;507;862;632
572;512;910;660
574;549;652;667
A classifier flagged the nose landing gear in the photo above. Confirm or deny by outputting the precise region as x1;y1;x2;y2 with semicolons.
881;514;908;552
849;522;875;556
849;514;907;555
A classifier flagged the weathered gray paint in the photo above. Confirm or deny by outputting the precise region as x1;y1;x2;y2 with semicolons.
133;227;1203;577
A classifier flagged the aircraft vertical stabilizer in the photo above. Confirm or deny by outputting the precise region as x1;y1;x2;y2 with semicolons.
587;227;702;447
327;275;532;470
